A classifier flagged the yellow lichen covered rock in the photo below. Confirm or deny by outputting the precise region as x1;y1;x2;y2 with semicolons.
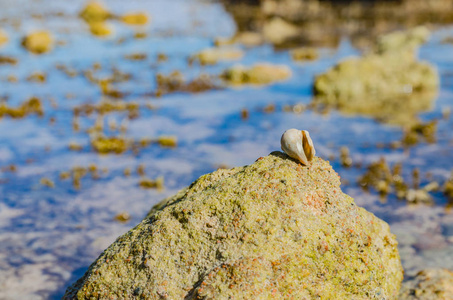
222;63;292;85
63;152;403;299
22;31;54;54
313;27;438;125
88;21;113;37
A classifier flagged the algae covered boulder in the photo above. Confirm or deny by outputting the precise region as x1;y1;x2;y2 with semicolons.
64;152;403;299
399;268;453;299
313;26;438;125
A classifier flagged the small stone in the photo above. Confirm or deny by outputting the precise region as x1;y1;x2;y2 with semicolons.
22;31;54;54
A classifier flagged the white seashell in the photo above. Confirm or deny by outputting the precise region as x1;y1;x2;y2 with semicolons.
280;129;316;165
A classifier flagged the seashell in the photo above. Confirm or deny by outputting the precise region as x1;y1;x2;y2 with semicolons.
281;128;316;165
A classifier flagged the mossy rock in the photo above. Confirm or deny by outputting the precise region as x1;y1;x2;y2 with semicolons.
64;152;403;299
312;27;439;126
192;47;244;65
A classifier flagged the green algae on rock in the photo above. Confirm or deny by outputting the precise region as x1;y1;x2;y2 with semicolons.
63;152;403;299
312;27;438;126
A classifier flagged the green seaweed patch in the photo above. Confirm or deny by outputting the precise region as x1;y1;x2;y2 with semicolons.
114;212;131;223
88;21;113;37
0;97;44;118
91;136;129;154
155;72;218;96
124;53;147;61
73;100;139;117
120;13;149;25
27;72;46;83
0;29;8;46
358;158;438;203
157;136;177;148
191;47;244;65
60;164;103;190
40;177;55;188
402;120;437;146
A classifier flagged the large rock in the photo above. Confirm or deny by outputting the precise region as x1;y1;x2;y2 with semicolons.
64;152;403;299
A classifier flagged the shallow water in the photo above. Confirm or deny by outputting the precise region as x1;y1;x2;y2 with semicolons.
0;0;452;299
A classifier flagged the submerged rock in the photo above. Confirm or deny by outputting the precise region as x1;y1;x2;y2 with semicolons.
312;27;438;126
192;47;244;65
215;31;264;48
79;1;110;23
88;21;113;37
223;0;453;48
0;29;8;46
22;31;54;54
375;26;430;55
399;268;453;299
221;63;291;85
120;13;149;25
64;152;403;299
262;17;299;45
291;47;319;61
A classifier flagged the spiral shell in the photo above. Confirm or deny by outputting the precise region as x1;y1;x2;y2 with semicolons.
280;129;315;165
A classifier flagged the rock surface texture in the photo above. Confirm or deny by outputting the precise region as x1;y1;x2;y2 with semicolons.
64;152;403;299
